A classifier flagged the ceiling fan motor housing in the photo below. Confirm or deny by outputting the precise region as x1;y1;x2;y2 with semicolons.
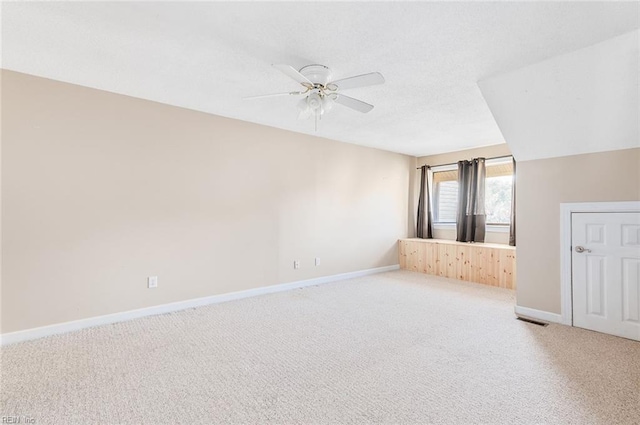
299;64;332;86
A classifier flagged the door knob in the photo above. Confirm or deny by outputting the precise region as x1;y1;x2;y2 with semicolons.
575;246;591;253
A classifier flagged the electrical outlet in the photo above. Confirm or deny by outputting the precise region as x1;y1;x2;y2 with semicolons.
315;257;321;266
148;276;158;288
293;260;300;269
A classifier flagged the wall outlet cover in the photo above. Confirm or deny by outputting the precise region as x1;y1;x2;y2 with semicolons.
148;276;158;288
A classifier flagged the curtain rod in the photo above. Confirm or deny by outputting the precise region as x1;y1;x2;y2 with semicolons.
416;155;513;170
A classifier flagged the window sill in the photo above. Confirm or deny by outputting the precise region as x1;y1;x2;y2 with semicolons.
433;223;510;233
400;237;515;250
487;224;510;233
433;222;456;230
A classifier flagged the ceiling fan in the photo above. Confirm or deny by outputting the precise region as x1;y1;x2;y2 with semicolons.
244;64;385;130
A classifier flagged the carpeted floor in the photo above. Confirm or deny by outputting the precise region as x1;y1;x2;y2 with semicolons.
1;270;639;424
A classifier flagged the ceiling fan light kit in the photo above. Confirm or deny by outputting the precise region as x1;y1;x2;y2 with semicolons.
245;63;385;130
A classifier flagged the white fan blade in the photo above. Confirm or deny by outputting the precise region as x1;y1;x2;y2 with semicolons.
327;72;385;91
334;94;374;113
272;64;314;88
243;91;304;100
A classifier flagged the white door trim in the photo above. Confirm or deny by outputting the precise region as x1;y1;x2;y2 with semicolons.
560;201;640;326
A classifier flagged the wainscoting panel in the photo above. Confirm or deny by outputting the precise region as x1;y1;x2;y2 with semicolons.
398;238;516;289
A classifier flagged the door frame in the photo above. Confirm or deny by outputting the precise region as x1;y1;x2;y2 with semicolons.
559;201;640;326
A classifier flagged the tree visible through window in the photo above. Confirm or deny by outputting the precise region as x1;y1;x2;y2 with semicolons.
485;175;512;224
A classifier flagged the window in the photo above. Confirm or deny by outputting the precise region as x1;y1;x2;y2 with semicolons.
484;160;513;225
433;168;458;223
431;159;513;226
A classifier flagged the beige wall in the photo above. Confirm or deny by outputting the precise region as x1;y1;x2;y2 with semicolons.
1;71;413;333
416;143;512;244
516;148;640;314
417;143;511;168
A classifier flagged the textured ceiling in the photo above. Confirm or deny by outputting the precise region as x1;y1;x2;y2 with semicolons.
2;2;638;156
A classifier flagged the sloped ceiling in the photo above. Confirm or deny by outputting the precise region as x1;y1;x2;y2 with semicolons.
2;2;638;156
479;30;639;162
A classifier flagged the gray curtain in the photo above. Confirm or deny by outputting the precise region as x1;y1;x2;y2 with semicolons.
456;158;486;243
416;165;433;239
509;158;516;246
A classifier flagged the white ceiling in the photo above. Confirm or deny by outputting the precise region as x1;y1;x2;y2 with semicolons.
2;2;638;156
479;30;639;162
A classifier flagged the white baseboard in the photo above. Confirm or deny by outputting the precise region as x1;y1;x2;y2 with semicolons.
514;305;565;325
1;264;400;346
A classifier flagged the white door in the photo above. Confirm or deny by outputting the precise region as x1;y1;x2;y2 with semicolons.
572;212;640;341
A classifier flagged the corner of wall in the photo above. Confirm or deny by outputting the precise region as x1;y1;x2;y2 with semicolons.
407;156;418;238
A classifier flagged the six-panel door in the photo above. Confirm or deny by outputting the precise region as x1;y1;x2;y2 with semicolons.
572;212;640;341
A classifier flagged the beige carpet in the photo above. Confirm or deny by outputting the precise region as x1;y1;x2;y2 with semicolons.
2;270;639;424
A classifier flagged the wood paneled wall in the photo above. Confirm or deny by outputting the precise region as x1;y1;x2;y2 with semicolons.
398;239;516;289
